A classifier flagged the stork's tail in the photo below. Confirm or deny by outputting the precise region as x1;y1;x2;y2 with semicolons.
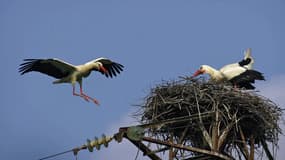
244;48;252;59
52;79;69;84
240;48;254;69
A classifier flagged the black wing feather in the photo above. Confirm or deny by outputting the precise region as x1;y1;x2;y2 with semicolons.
96;59;124;78
19;59;76;79
113;63;124;73
229;69;265;89
109;66;117;77
112;65;121;74
237;82;256;89
238;58;252;66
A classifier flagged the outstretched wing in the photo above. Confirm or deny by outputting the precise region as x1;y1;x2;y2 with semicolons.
94;58;124;78
19;58;77;79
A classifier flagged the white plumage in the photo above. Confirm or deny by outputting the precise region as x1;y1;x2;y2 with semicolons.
192;48;264;89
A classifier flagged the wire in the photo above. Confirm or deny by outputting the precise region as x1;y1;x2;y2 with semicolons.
38;149;74;160
134;148;140;160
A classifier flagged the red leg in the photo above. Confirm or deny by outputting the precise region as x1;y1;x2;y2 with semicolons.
73;85;89;102
79;85;100;105
233;83;239;91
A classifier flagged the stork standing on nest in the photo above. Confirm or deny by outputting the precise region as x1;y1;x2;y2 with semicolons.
19;57;124;105
192;48;264;89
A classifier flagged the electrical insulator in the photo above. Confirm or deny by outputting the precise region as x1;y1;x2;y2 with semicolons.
86;134;113;152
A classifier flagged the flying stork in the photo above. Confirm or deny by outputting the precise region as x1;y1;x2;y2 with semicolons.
19;57;124;105
192;48;264;89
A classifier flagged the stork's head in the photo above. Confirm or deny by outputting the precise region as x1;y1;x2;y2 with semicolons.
192;65;208;77
192;65;224;81
97;63;108;74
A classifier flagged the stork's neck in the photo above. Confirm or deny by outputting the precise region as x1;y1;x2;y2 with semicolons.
203;65;225;81
81;61;100;70
76;62;100;77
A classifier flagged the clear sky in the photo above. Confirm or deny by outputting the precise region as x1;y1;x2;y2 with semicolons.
1;0;284;160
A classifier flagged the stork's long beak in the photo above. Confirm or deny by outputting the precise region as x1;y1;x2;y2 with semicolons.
100;66;108;74
192;69;205;77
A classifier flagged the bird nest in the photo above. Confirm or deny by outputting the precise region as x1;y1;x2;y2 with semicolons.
137;77;283;159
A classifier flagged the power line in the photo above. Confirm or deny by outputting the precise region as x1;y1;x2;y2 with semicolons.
38;134;113;160
39;149;74;160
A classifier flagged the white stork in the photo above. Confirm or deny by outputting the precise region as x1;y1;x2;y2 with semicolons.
19;57;124;105
192;48;264;89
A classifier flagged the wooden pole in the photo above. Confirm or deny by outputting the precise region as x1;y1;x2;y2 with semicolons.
249;135;255;160
212;103;219;151
239;126;249;159
169;134;174;160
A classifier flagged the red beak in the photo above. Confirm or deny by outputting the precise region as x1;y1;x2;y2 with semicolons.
100;66;108;74
192;69;205;77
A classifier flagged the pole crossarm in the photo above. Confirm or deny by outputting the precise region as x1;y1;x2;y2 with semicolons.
141;137;233;160
115;126;233;160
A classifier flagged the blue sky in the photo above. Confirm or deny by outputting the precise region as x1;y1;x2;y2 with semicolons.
1;0;284;159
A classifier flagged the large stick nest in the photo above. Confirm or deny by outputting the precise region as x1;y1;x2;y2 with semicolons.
138;77;283;159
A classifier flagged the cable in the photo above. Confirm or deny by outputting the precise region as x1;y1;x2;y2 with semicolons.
38;149;74;160
134;148;140;160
